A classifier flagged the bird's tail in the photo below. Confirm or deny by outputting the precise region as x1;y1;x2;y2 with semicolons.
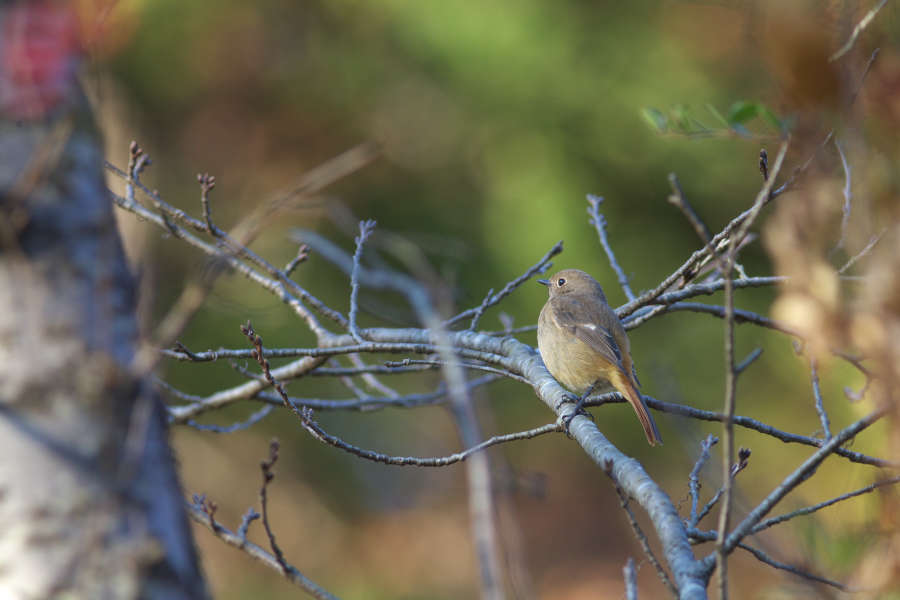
610;369;663;446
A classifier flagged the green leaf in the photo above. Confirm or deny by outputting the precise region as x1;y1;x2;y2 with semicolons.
727;100;758;125
640;107;668;133
671;103;691;131
705;103;730;128
758;104;783;132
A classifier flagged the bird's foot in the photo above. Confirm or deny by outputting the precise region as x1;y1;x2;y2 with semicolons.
553;392;580;412
559;391;594;437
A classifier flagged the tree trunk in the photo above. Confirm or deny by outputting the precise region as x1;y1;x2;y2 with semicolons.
0;3;207;597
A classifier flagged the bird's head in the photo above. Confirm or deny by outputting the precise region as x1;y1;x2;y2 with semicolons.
538;269;607;302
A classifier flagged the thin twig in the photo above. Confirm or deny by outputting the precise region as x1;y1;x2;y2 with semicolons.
605;461;678;597
833;139;852;251
849;48;881;106
349;220;377;343
587;194;635;301
258;439;288;572
467;287;495;332
809;358;832;439
109;157;346;333
736;542;850;591
689;528;851;591
163;341;508;365
186;500;339;600
618;141;788;319
384;358;531;385
444;241;563;327
198;172;216;232
624;558;638;600
838;228;886;274
667;174;712;245
110;180;338;337
625;394;893;468
830;0;889;62
237;507;260;541
688;434;718;527
750;475;900;534
716;241;738;599
348;352;400;398
711;408;887;562
284;243;310;276
699;448;750;525
183;404;274;434
735;348;763;375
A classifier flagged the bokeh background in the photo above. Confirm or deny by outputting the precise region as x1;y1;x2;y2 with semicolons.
84;0;900;598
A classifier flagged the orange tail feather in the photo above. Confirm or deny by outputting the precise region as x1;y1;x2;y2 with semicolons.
610;370;662;446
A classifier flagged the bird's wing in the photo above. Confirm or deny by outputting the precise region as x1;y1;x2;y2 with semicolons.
549;296;624;370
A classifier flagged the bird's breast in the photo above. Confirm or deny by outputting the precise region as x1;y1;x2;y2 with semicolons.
538;311;609;394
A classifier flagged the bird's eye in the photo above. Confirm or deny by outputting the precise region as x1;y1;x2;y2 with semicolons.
557;278;566;287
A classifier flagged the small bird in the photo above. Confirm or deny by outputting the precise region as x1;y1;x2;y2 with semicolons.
537;269;662;445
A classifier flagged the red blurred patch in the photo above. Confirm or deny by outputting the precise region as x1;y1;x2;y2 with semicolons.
1;1;82;120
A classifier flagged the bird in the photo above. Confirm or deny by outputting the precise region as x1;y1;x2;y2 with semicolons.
537;268;662;445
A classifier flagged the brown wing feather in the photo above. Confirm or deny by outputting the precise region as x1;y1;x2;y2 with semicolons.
549;296;623;369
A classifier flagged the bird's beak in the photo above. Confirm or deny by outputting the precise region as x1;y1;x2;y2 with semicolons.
537;279;550;287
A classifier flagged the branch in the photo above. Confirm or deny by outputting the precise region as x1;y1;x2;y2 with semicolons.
618;141;788;319
587;194;635;301
606;461;678;597
830;0;889;61
750;474;900;535
186;499;339;600
688;435;718;527
624;557;639;600
349;220;377;342
709;408;886;565
444;241;563;328
689;528;850;591
809;358;832;439
832;139;852;251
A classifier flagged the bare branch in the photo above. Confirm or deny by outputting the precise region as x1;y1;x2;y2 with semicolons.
445;241;563;328
587;194;635;301
688;435;718;527
750;475;900;535
833;139;852;251
809;358;832;439
618;141;788;319
735;348;763;375
467;287;495;332
183;405;274;434
838;228;886;274
349;220;377;343
186;500;339;600
667;174;712;246
606;461;678;597
712;408;887;563
736;542;850;591
630;395;894;468
698;448;750;526
624;557;639;600
850;48;881;106
830;0;889;62
689;528;851;591
109;182;339;337
284;243;310;276
258;440;288;572
384;358;531;385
